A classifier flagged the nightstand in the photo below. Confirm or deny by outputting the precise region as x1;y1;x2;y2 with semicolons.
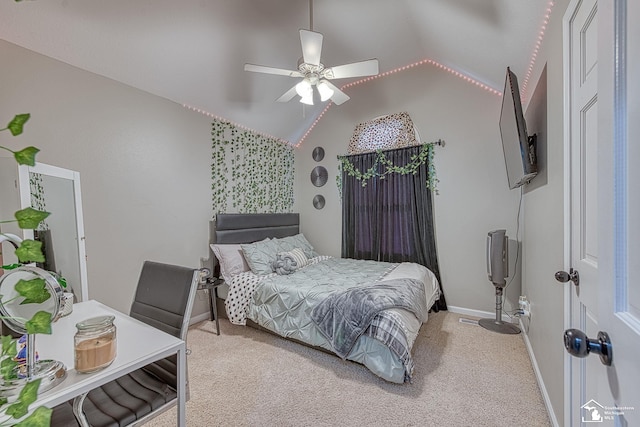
198;277;224;335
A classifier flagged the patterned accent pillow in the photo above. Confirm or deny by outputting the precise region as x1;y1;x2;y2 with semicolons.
241;238;280;275
271;248;308;275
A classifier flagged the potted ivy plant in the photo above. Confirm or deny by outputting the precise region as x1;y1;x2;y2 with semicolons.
0;113;54;427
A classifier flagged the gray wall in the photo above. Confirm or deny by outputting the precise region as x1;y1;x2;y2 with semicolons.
1;4;571;418
294;0;570;420
294;65;523;316
0;39;213;316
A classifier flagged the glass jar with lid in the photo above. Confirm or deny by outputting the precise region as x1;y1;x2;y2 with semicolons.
74;315;117;373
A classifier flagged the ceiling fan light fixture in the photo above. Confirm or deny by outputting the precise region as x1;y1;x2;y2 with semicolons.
317;80;334;102
299;93;314;105
244;0;379;107
295;79;313;97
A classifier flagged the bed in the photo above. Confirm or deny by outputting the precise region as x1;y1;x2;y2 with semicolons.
209;213;440;383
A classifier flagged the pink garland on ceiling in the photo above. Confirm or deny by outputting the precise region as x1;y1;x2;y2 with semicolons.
520;0;556;102
181;104;290;145
183;1;555;148
294;59;501;147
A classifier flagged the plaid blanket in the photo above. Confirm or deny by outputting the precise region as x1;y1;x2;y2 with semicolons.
311;278;428;366
366;311;416;382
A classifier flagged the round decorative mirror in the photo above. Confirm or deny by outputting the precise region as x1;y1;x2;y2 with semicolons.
312;147;325;162
310;166;328;187
0;266;66;395
313;195;326;210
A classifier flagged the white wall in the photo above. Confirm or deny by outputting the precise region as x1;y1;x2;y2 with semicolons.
0;40;213;316
294;64;523;315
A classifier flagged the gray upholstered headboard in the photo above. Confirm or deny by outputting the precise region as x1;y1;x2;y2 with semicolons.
212;213;300;244
206;213;300;281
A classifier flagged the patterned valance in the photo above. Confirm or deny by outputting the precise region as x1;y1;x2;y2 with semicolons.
348;112;419;155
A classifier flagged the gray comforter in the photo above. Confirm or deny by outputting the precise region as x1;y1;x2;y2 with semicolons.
310;278;429;359
245;257;440;383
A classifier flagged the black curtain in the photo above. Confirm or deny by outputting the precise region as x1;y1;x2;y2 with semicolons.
341;145;447;311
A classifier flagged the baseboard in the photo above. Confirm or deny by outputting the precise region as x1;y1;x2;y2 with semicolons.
190;312;211;325
447;305;496;319
519;318;560;427
447;305;522;324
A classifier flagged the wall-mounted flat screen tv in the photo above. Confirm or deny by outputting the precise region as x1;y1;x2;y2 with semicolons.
500;67;538;189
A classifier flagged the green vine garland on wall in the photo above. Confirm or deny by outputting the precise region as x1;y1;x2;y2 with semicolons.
211;120;294;214
336;143;439;195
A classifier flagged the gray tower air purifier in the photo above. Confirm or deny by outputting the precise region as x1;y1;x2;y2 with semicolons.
479;230;520;334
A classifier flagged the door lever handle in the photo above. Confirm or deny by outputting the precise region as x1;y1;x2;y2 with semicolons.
555;268;579;287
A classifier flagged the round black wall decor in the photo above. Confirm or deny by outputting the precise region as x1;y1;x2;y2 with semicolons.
313;195;326;210
312;147;325;162
310;166;328;187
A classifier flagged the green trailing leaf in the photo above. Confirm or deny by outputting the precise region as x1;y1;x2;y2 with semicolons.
6;113;30;136
1;334;17;358
14;146;40;166
15;278;51;305
14;405;53;427
15;240;45;263
1;263;21;270
1;356;18;381
5;378;41;419
0;339;18;380
15;207;50;229
0;112;51;426
25;311;53;335
57;276;67;288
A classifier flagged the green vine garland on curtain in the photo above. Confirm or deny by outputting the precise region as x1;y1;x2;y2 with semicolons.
211;120;294;214
336;143;439;195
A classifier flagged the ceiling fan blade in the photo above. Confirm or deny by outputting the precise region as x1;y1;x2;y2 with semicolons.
300;29;323;66
276;84;299;103
324;59;379;80
244;63;303;78
320;80;350;105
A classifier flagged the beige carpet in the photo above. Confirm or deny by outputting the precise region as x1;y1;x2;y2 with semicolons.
147;311;550;427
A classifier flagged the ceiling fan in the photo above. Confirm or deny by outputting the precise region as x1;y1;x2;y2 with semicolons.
243;0;379;106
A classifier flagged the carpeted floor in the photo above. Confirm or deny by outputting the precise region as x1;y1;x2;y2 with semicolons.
147;311;550;427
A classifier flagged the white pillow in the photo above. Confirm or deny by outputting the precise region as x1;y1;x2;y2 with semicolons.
272;234;318;259
210;244;250;283
241;238;280;275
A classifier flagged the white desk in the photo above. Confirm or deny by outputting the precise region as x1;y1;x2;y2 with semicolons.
25;300;186;425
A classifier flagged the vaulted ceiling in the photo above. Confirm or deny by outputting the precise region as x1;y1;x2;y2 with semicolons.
0;0;551;143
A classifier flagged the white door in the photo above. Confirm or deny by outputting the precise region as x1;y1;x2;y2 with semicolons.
564;0;640;425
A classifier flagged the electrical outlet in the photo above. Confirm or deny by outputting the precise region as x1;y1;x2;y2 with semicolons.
518;296;530;317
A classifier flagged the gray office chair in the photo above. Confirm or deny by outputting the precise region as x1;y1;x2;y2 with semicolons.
51;261;200;427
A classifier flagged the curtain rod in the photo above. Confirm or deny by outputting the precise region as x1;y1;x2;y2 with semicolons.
338;140;445;159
